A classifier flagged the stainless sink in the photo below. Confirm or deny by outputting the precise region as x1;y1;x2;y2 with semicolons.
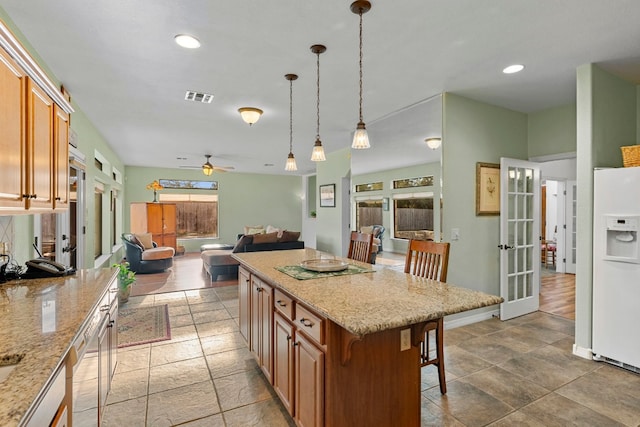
0;353;25;383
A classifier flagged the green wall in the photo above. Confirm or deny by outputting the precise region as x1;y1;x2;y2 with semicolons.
574;64;638;353
352;162;441;254
315;147;351;256
528;103;576;158
441;93;528;316
124;166;303;252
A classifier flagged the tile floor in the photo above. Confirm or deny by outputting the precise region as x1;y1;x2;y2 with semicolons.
103;272;640;426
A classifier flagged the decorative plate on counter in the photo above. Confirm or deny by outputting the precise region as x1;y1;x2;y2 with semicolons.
300;259;349;272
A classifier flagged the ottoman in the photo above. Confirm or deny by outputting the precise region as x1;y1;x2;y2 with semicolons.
201;249;239;282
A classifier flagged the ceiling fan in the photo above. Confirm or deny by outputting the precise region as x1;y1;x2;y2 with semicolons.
178;154;235;175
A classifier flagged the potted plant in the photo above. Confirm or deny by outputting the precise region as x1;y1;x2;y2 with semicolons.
113;261;136;303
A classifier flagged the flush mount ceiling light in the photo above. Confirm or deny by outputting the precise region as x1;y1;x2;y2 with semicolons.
202;154;214;176
310;44;327;162
351;0;372;150
238;107;263;126
174;34;201;49
425;138;442;150
285;74;298;172
503;64;525;74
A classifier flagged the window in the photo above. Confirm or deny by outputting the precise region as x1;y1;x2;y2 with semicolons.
159;193;218;238
393;193;434;240
355;181;383;192
355;199;383;230
392;176;433;189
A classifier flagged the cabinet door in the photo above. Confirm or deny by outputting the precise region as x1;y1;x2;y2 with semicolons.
274;313;295;415
161;203;177;249
26;78;54;210
146;203;164;235
295;332;324;427
250;276;262;356
0;48;27;210
238;267;251;342
259;280;273;383
53;104;69;210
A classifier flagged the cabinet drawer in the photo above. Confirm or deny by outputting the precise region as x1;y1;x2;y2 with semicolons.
274;289;294;321
295;304;324;346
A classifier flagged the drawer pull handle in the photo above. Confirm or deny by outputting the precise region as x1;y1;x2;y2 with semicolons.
276;300;287;307
300;318;314;328
100;305;110;312
256;287;263;292
286;335;291;341
292;341;299;347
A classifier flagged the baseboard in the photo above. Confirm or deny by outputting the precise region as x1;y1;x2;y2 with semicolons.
572;344;593;360
444;309;499;330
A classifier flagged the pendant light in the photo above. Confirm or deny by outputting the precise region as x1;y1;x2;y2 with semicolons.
285;73;298;171
351;0;372;149
310;44;327;162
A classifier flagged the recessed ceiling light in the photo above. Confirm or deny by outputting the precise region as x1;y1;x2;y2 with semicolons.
174;34;201;49
503;64;525;74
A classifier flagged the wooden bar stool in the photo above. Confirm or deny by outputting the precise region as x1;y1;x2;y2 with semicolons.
404;239;450;394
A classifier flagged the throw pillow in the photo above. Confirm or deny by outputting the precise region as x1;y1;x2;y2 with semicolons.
244;225;265;235
360;226;374;235
134;233;154;250
279;230;301;242
232;234;254;253
252;232;278;244
266;225;284;238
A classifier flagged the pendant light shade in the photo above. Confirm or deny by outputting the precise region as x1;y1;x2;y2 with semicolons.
238;107;263;126
310;44;327;162
351;1;371;150
285;74;298;171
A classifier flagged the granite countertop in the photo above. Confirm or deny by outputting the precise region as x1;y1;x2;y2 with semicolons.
232;248;503;337
0;268;117;427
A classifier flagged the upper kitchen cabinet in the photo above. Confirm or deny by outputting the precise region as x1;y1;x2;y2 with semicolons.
0;20;73;214
26;78;54;210
0;47;26;211
53;105;70;210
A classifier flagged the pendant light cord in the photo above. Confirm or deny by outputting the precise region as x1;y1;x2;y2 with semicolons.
316;50;321;140
358;10;364;123
289;78;293;152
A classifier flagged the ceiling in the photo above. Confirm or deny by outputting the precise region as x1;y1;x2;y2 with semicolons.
1;1;639;176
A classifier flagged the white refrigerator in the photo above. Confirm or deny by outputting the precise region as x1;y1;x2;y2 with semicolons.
592;167;640;371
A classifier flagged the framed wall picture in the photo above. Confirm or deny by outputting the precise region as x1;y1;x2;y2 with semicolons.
319;184;336;207
476;162;500;215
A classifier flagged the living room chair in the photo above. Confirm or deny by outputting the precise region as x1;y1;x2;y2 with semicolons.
404;239;450;394
347;231;374;263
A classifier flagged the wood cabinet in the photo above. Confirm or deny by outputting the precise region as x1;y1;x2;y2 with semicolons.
0;44;71;213
130;202;177;250
273;290;325;427
250;274;273;383
26;78;54;210
0;47;27;210
238;267;251;341
53;105;69;210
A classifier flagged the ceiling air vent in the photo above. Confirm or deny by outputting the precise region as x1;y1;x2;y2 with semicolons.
184;90;214;103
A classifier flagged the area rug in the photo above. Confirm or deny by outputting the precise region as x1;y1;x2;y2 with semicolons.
118;305;171;348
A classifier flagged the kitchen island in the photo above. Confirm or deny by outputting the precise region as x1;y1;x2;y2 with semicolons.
233;248;503;427
0;268;117;426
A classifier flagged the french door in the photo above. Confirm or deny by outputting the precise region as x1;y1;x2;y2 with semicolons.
499;158;541;320
565;180;577;274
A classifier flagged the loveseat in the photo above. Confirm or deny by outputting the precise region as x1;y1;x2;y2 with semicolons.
122;233;175;274
201;230;304;282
